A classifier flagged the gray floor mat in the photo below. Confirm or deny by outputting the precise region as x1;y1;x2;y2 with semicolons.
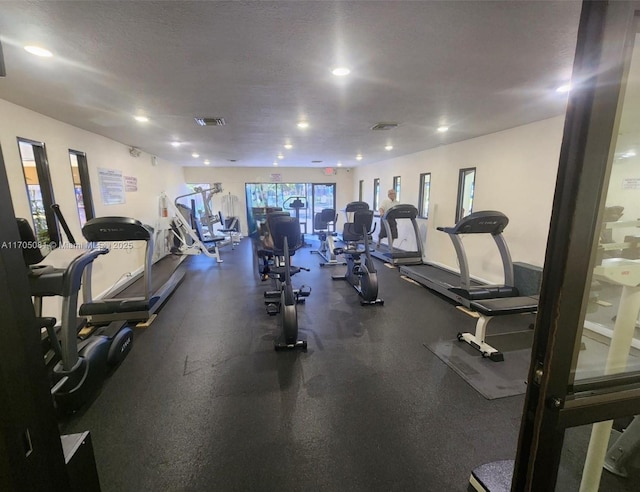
425;330;534;400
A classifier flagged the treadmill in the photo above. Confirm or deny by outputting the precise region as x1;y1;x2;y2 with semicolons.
399;210;519;308
371;204;424;265
79;217;186;325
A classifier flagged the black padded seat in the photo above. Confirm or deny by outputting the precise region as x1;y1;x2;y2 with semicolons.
343;209;374;242
470;295;539;316
314;208;337;232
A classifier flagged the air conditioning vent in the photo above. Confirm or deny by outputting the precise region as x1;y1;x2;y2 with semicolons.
194;117;226;126
311;160;323;163
371;122;399;131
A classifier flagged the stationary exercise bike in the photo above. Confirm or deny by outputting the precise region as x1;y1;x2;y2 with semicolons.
332;205;383;306
312;208;345;267
263;213;311;350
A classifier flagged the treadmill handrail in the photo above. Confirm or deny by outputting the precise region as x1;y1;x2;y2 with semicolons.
439;210;515;291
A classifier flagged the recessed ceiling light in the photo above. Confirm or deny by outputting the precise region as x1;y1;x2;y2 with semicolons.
437;126;449;133
192;152;200;158
171;141;181;147
273;162;278;166
204;159;210;165
356;154;363;161
337;162;343;167
556;84;571;93
385;145;393;151
297;121;309;129
24;45;53;57
284;143;293;150
134;115;149;123
277;154;284;159
331;67;351;76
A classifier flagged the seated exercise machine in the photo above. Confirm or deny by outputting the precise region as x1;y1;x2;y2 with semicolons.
371;204;423;265
284;196;308;247
172;201;225;262
17;218;134;413
262;213;311;350
79;216;186;325
400;210;520;308
255;209;287;280
312;208;345;267
217;210;241;249
332;204;383;306
457;295;538;361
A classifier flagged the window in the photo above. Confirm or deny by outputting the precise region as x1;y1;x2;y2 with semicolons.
456;167;475;223
373;178;380;211
419;173;431;218
393;176;401;201
18;138;59;245
358;180;364;202
69;150;94;227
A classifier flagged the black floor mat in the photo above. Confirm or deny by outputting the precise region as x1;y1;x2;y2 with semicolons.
425;330;534;400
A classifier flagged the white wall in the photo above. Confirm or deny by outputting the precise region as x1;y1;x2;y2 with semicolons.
0;98;188;302
182;166;354;234
353;116;566;284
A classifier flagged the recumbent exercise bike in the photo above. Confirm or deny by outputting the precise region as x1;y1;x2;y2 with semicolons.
262;213;311;350
332;202;383;306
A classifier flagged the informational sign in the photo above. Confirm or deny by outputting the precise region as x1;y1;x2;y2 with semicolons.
622;177;640;190
270;173;282;182
124;175;138;192
98;168;125;205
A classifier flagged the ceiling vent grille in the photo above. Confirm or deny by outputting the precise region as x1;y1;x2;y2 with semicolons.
194;117;226;126
371;122;399;131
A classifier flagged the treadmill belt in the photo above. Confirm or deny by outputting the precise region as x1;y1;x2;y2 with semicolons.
113;255;184;299
401;263;484;289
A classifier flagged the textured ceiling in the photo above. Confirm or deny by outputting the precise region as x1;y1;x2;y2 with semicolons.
0;1;582;168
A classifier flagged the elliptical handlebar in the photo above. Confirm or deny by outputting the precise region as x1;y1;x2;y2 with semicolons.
51;204;77;244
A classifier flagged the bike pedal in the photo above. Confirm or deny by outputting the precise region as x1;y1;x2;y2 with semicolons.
265;303;280;315
298;286;312;297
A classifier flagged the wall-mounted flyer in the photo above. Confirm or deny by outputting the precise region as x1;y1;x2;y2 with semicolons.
98;168;125;205
124;175;138;192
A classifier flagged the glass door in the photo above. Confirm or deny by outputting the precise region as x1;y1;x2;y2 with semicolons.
507;2;640;490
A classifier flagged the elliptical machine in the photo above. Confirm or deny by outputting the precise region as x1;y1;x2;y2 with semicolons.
17;216;134;414
332;202;383;306
263;213;311;350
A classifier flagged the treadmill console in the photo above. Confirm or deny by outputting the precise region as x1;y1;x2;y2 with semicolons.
83;216;152;242
440;211;509;235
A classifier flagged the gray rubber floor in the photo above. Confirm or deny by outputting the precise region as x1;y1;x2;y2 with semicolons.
60;238;637;491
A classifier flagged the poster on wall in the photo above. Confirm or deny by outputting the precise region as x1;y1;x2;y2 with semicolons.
124;175;138;192
622;177;640;189
98;168;125;205
270;173;282;182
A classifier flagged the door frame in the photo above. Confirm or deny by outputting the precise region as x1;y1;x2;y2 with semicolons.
513;1;640;489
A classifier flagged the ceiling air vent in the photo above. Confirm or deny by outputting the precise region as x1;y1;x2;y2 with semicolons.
311;160;323;164
194;117;226;126
371;122;399;131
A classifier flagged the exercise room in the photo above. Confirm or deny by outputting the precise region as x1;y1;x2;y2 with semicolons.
1;2;640;491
